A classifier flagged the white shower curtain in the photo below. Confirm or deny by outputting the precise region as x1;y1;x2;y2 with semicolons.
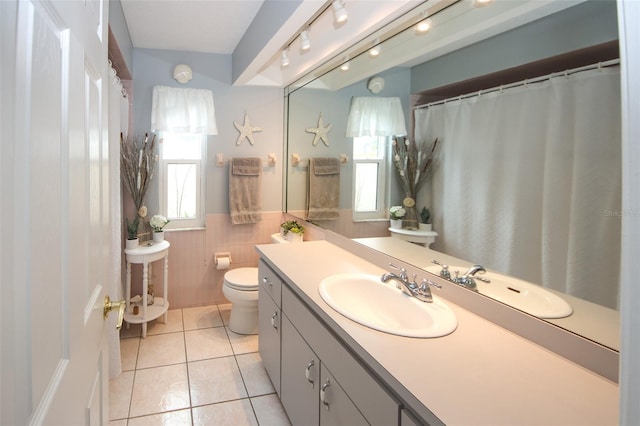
415;67;621;309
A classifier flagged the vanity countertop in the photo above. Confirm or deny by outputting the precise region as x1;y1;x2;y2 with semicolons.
256;240;618;425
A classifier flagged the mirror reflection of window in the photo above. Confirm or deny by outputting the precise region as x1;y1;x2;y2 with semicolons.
160;132;206;228
352;136;388;220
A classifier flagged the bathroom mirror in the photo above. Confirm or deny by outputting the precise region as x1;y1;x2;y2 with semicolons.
284;0;621;351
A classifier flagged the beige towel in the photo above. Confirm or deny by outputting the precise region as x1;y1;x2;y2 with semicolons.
229;157;262;224
307;157;340;220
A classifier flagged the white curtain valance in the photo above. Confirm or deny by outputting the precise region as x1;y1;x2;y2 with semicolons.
151;85;218;135
346;96;407;137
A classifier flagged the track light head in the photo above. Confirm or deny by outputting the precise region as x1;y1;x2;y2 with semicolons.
415;17;432;33
300;30;311;51
332;0;348;24
281;49;290;67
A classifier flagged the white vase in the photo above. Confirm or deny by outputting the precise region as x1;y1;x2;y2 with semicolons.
153;231;164;243
390;219;403;229
419;223;432;231
125;238;139;250
285;232;303;243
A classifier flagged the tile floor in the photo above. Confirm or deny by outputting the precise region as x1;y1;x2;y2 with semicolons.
109;304;291;425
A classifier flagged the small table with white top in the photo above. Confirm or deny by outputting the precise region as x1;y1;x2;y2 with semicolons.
388;227;438;247
124;240;170;338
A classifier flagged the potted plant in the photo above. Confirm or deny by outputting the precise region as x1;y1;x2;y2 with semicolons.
419;207;432;231
150;215;170;243
125;216;140;249
280;220;304;242
389;206;406;229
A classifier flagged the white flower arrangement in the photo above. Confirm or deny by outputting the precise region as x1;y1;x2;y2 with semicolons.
150;215;169;232
389;206;406;220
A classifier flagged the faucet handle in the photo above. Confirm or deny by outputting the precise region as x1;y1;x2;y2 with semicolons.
388;263;407;276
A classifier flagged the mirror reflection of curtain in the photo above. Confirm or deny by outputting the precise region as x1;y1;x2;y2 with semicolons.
415;66;621;309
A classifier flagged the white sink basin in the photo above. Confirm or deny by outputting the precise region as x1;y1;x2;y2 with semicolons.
426;265;573;319
318;273;457;338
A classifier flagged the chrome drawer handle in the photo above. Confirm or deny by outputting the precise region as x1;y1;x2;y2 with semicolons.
271;311;278;330
305;359;315;384
262;276;272;286
320;379;331;409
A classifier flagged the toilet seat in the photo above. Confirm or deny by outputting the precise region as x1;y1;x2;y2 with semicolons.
224;267;258;291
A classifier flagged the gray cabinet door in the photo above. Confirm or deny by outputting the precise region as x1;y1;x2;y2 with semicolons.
281;314;320;426
319;367;368;426
258;287;281;395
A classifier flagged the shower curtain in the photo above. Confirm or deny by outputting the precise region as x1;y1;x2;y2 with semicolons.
415;66;621;309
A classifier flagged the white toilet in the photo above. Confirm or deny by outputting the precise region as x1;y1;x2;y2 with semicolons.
222;233;294;334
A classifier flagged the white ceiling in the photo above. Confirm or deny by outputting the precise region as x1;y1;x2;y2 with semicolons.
120;0;266;54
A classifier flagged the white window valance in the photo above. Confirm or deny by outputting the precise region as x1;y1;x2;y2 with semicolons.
151;85;218;135
345;96;407;137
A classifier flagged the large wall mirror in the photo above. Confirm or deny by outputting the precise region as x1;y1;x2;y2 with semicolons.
284;0;620;352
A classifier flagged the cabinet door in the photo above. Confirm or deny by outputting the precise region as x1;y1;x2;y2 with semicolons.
319;366;368;426
281;314;320;426
258;289;281;395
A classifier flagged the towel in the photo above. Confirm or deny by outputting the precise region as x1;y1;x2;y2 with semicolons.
229;157;262;224
307;157;340;220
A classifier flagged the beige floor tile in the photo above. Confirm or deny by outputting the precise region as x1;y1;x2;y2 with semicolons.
184;327;233;362
129;364;190;418
218;303;231;325
109;370;134;420
146;308;184;335
192;399;258;426
227;327;259;355
120;322;142;339
251;394;291;426
183;305;224;330
136;332;186;369
120;337;139;371
127;408;192;425
236;352;275;397
188;357;248;406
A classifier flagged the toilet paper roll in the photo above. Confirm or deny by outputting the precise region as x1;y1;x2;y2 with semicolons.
216;256;230;270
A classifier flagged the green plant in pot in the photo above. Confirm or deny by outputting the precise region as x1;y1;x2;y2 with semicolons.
419;207;432;231
125;216;140;249
280;220;304;242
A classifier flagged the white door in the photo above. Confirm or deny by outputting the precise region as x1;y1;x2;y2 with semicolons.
1;0;116;424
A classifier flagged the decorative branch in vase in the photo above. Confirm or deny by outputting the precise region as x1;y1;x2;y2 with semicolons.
391;136;439;229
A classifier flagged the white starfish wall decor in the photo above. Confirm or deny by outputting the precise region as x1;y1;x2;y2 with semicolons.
305;113;332;146
234;113;262;145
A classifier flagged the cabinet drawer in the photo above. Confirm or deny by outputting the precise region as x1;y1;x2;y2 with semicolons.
259;259;282;306
283;285;399;426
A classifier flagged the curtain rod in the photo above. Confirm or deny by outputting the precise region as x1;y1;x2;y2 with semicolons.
414;58;620;110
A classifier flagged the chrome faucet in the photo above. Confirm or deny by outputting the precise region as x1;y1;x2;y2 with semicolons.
453;264;487;292
381;264;434;303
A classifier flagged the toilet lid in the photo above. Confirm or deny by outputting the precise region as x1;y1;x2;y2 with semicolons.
224;267;259;291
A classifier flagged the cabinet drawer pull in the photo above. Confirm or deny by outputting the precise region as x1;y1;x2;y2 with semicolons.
320;379;331;409
271;311;278;330
262;276;272;286
305;360;315;384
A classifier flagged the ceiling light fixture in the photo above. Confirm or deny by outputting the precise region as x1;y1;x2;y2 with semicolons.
369;42;381;57
281;49;290;67
300;30;311;51
416;17;432;33
472;0;494;7
332;0;348;24
340;60;350;71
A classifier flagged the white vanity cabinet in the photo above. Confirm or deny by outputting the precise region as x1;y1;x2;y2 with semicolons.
258;260;282;395
279;281;400;426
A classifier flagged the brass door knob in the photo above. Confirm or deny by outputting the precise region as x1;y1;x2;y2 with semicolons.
103;296;126;330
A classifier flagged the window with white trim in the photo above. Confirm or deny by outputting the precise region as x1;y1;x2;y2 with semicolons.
352;135;388;220
159;132;206;229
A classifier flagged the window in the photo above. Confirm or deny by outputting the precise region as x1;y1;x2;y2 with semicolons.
159;132;206;229
352;136;388;220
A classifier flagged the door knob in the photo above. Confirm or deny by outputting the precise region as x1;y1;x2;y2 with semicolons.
103;296;126;330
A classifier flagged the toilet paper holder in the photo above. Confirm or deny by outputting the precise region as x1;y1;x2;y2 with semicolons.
214;252;232;267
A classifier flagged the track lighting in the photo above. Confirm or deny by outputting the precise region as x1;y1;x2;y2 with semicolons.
300;30;311;51
281;49;290;67
340;61;350;71
332;0;348;24
473;0;494;7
